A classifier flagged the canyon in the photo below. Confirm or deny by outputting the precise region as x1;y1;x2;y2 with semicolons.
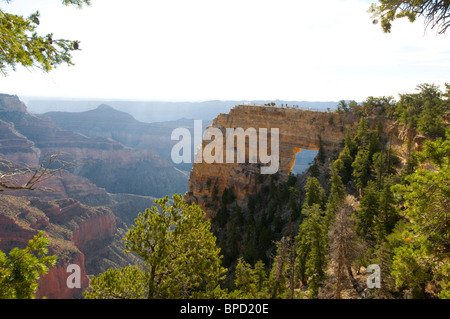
0;194;127;298
1;96;411;298
0;94;182;298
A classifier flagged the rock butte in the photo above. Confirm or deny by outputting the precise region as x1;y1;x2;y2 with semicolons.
185;104;399;218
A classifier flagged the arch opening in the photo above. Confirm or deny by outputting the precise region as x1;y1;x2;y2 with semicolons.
290;149;319;175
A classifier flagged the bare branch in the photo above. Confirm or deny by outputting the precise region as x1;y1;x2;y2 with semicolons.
0;152;78;192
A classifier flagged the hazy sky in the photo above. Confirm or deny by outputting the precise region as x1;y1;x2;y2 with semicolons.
1;0;449;102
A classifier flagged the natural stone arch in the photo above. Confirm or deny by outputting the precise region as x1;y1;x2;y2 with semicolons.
186;105;360;217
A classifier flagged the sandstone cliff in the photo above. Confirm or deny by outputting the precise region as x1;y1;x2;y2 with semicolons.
0;194;132;299
0;94;165;298
186;105;402;217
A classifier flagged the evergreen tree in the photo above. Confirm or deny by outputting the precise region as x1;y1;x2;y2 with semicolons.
84;194;226;299
294;205;328;298
0;231;57;299
391;130;450;298
354;117;370;149
303;176;326;209
394;83;447;138
268;237;292;299
337;145;353;184
326;162;346;224
374;178;398;243
352;149;372;194
0;0;90;75
233;258;260;298
344;130;358;159
370;0;450;34
354;181;379;244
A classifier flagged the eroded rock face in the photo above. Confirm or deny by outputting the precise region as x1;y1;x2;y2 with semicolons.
0;94;27;113
0;194;126;299
185;105;396;217
0;94;188;198
36;253;89;299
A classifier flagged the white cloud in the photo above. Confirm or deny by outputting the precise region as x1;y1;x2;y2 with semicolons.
0;0;449;102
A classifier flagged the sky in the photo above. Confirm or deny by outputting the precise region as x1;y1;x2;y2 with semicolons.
1;0;449;102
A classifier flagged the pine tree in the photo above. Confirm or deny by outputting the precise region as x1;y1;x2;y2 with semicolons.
344;130;358;159
391;129;450;298
0;231;57;299
303;176;326;209
352;149;372;195
337;145;354;184
269;237;291;299
354;117;370;149
294;205;328;298
0;0;90;75
326;161;346;224
84;194;226;299
354;181;379;244
234;258;259;298
327;197;361;299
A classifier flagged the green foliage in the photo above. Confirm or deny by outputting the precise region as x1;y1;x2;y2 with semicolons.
375;178;399;239
232;258;269;298
0;0;90;75
395;83;447;138
355;181;380;244
369;0;450;34
196;95;447;299
268;237;295;299
393;130;450;255
0;231;57;299
362;96;396;117
303;177;326;209
337;145;353;184
84;194;226;299
390;130;450;298
83;266;147;299
354;117;371;149
295;205;328;298
308;161;320;178
344;130;358;159
326;162;346;222
352;148;372;193
338;83;448;139
336;100;349;113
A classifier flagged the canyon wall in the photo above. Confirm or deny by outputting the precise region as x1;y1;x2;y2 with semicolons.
186;105;399;217
0;194;129;299
0;95;188;198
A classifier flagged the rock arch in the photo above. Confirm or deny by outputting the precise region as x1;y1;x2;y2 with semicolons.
186;105;361;216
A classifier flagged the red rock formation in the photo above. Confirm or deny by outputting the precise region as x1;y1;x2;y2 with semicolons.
0;94;188;198
0;194;125;299
0;213;38;252
72;211;116;252
36;253;89;299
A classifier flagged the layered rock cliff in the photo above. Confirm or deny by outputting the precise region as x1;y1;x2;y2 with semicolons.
186;105;400;217
0;94;169;298
43;105;209;173
0;194;131;299
0;95;188;197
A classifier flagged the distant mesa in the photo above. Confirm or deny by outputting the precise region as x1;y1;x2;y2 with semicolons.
96;104;114;111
